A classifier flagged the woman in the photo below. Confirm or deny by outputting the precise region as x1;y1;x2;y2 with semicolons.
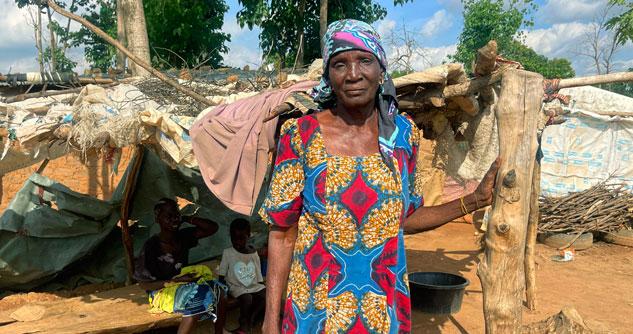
134;198;227;334
260;20;499;333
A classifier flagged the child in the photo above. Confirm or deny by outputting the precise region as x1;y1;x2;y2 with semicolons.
134;198;227;334
219;219;266;334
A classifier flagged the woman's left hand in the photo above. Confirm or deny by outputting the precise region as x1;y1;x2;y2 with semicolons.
473;157;501;207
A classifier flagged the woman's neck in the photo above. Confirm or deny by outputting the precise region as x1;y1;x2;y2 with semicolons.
331;102;377;127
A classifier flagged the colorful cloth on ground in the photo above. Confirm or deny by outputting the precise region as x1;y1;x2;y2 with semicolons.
310;19;399;175
260;113;423;333
148;265;227;321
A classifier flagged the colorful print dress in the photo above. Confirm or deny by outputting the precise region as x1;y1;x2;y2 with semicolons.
260;113;423;333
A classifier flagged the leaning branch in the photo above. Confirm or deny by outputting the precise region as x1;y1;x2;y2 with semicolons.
44;0;214;107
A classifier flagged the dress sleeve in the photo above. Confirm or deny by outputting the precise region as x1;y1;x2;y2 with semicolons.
404;114;424;217
259;119;305;228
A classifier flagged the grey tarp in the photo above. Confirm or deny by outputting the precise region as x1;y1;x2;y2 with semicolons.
0;149;267;290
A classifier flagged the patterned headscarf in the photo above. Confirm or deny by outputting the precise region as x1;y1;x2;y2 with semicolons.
311;19;399;167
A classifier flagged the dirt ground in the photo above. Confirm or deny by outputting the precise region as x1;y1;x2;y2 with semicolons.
1;222;631;333
406;222;633;333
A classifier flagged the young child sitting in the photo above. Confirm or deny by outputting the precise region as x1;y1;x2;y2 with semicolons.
218;219;266;334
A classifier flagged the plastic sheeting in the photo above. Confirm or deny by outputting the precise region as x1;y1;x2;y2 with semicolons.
0;149;266;290
540;86;633;197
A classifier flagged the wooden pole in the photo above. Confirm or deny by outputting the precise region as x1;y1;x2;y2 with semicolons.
559;71;633;89
525;160;540;310
45;0;214;107
119;145;145;284
2;82;120;103
478;69;543;333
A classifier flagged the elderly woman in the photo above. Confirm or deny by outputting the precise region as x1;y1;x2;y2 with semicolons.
260;19;498;333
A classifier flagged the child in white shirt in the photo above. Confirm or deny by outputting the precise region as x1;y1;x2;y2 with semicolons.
219;219;266;334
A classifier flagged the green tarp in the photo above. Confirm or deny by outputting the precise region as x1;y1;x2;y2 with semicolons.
0;149;267;290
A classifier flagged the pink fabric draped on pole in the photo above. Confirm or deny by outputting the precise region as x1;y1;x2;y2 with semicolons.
190;81;317;215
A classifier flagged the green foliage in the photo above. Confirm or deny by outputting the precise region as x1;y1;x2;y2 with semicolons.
453;0;535;72
70;0;117;71
43;47;77;72
236;0;413;67
453;0;574;79
606;0;633;45
504;41;575;79
603;67;633;97
143;0;230;69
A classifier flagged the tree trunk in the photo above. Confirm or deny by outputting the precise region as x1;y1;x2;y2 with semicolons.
120;0;150;77
319;0;328;50
36;5;45;74
294;0;307;68
477;69;543;334
46;6;57;72
116;0;127;72
525;161;540;310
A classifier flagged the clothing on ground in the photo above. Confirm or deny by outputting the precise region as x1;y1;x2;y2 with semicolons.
147;265;227;322
259;114;424;333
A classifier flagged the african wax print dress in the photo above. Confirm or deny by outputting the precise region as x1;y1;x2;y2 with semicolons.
260;113;423;333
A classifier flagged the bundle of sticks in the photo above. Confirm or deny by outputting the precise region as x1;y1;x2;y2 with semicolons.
539;182;633;234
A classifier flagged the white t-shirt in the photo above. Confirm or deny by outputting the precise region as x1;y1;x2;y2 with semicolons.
218;247;265;298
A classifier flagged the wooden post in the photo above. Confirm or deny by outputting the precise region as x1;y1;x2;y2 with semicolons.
525;161;540;310
477;69;543;333
119;145;145;284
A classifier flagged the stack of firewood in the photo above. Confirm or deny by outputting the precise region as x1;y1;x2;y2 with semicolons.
539;182;633;234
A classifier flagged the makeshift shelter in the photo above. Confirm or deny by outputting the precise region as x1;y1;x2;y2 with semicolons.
540;86;633;196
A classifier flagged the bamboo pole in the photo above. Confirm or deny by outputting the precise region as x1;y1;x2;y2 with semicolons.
478;69;543;333
525;161;540;310
119;145;145;284
45;0;214;107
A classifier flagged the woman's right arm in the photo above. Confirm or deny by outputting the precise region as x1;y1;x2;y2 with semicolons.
262;224;297;334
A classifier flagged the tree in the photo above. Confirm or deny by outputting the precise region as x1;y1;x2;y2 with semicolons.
605;67;633;97
505;41;575;79
143;0;230;69
606;0;633;45
576;3;622;75
452;0;574;79
236;0;413;68
70;0;118;72
120;0;150;76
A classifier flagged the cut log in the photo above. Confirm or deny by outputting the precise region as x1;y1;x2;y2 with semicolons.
474;40;498;77
525;161;540;310
477;69;543;334
452;95;480;116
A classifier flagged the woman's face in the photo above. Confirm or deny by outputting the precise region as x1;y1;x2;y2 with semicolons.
328;50;382;110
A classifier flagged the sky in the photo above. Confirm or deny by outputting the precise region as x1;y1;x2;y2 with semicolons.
1;0;632;76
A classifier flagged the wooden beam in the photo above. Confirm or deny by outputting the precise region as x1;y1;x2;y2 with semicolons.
559;71;633;89
525;161;540;310
477;69;543;333
45;0;214;108
119;145;145;284
2;83;119;103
